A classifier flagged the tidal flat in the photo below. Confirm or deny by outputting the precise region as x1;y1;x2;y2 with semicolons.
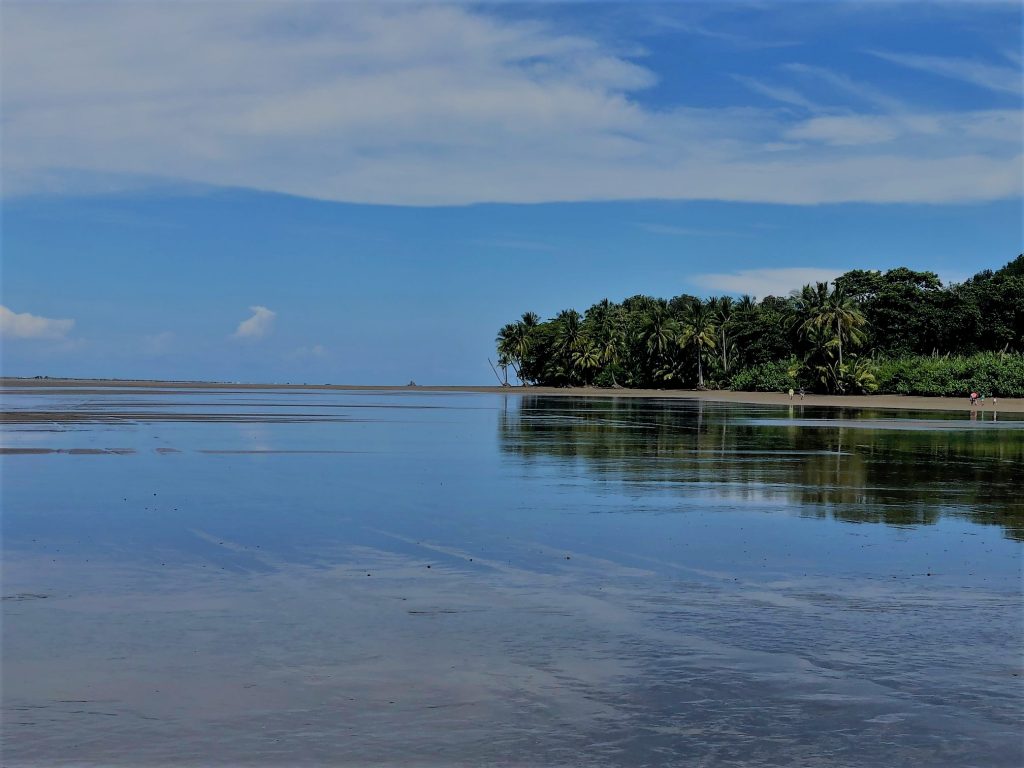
1;385;1022;767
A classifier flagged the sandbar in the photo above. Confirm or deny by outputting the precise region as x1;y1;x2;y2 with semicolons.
2;377;1021;413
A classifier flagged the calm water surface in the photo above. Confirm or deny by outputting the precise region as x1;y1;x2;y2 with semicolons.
2;387;1022;767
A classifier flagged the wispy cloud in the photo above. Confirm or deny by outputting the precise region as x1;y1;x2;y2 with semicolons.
0;4;1019;206
781;63;905;112
637;222;749;237
869;50;1023;96
0;305;75;339
732;75;817;110
786;110;1020;147
649;15;798;49
232;306;276;339
692;268;846;299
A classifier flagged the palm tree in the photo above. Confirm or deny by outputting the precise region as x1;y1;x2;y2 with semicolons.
495;322;529;384
714;296;735;373
678;299;718;388
586;299;626;386
641;304;678;361
792;282;867;370
554;309;584;383
824;287;867;369
572;339;602;384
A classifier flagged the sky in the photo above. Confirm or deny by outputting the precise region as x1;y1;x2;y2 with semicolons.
1;0;1021;384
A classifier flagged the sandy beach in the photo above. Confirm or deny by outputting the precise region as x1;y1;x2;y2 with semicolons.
2;377;1022;414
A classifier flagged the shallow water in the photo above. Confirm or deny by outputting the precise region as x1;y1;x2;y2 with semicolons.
2;387;1022;767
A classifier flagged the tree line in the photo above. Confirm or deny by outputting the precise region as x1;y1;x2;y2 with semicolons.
495;255;1024;396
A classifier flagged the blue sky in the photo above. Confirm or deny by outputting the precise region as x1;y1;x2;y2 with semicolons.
2;1;1021;384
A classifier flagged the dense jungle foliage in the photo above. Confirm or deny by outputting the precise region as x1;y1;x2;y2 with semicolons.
496;255;1024;396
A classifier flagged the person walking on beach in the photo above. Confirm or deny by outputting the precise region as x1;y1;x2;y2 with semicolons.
970;391;978;406
799;387;805;401
788;388;795;400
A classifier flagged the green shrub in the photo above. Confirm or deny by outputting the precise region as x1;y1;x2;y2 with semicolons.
729;359;799;392
874;353;1024;397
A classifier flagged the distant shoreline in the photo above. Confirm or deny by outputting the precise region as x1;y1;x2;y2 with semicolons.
3;377;1022;413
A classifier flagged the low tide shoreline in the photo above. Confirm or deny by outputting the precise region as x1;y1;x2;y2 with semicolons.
3;377;1022;413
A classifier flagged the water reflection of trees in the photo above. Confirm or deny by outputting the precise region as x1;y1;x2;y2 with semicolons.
498;396;1024;541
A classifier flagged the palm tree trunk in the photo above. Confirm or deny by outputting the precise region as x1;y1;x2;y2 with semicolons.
696;347;703;388
837;318;843;369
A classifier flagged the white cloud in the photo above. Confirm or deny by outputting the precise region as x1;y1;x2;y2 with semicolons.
0;4;1020;205
0;305;75;339
786;110;1019;147
786;115;902;146
781;63;905;112
692;268;846;299
732;75;817;110
232;306;276;339
869;50;1023;96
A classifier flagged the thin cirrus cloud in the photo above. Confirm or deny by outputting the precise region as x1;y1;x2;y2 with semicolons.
0;305;75;340
691;268;847;299
0;3;1020;206
869;50;1023;96
232;306;276;340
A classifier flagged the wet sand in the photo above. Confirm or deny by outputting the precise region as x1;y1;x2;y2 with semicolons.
3;387;1021;766
3;377;1021;413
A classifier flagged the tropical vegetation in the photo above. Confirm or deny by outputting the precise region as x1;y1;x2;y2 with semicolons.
496;255;1024;396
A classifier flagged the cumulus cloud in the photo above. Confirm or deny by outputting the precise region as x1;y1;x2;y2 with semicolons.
692;268;847;299
0;305;75;339
232;306;276;339
0;3;1020;205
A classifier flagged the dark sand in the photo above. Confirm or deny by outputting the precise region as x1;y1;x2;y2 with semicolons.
3;377;1021;414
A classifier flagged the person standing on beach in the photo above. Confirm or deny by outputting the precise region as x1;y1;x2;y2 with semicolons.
970;391;978;405
788;388;795;400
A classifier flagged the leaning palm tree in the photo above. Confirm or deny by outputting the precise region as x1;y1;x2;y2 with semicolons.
496;322;529;384
678;299;718;388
